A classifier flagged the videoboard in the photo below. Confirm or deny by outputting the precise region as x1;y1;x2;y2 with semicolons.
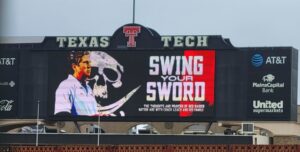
0;24;297;121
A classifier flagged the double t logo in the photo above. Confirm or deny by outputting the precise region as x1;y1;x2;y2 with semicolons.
123;26;141;47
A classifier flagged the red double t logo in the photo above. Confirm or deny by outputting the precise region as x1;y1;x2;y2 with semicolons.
123;26;141;47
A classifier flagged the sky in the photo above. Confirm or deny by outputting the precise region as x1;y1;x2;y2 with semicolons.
0;0;300;104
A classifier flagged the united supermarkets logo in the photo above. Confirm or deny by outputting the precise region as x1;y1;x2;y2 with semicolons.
252;100;283;114
251;54;264;67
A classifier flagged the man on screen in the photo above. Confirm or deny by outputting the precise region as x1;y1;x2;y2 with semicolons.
54;51;98;116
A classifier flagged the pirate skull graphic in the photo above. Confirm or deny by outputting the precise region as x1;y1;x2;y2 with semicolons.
89;51;124;99
88;51;140;116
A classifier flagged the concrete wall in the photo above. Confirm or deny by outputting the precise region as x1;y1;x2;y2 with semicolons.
273;136;300;145
253;135;270;145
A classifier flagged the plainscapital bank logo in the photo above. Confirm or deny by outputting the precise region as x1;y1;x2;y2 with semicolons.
251;54;264;67
252;74;284;93
0;99;14;111
252;100;283;114
262;74;274;82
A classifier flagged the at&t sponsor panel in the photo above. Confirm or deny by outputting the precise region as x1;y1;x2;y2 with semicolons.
0;50;19;118
247;49;294;120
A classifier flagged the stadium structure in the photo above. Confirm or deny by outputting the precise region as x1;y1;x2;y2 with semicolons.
0;24;299;151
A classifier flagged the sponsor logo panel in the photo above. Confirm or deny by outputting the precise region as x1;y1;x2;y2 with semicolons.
248;50;291;119
0;52;19;117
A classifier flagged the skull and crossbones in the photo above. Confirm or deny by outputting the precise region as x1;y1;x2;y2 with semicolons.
89;51;124;99
88;51;140;116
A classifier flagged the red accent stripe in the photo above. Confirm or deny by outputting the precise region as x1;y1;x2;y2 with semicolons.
179;50;215;117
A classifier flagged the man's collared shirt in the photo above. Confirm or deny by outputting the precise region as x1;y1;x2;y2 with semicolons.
55;75;98;116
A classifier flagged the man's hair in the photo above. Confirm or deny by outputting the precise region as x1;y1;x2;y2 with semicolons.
68;51;90;65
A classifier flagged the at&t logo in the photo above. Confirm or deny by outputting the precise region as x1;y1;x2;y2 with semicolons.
251;54;264;67
251;53;287;67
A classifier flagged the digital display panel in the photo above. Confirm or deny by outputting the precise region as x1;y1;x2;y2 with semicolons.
0;32;296;122
247;50;292;120
0;50;19;118
48;50;215;121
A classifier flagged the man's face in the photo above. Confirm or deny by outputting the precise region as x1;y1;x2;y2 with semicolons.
74;54;92;79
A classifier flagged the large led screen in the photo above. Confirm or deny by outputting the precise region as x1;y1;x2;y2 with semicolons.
247;50;292;120
48;50;215;121
0;50;19;118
